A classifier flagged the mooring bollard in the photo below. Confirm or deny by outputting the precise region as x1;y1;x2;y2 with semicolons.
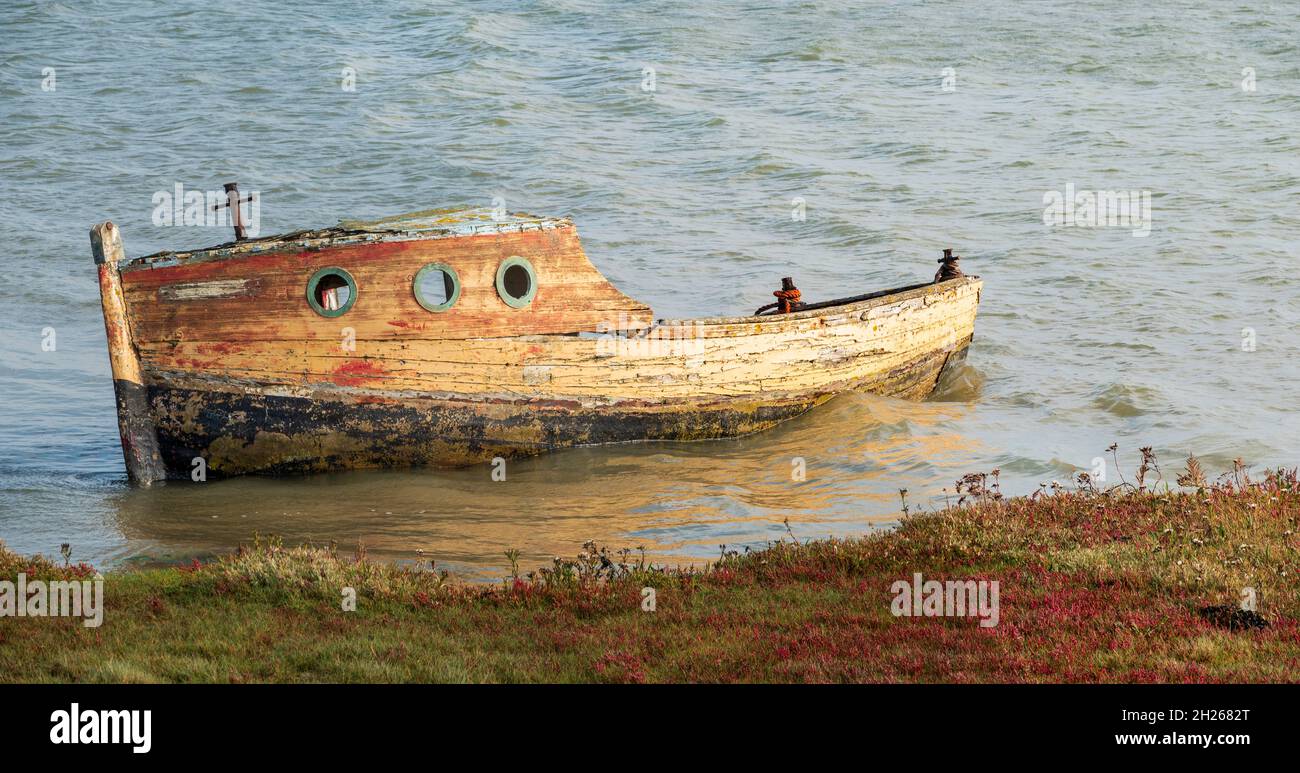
91;221;166;485
935;248;965;283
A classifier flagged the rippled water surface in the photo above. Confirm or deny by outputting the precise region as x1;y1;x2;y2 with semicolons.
2;1;1298;576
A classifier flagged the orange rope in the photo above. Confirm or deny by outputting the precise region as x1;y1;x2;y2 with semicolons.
773;288;802;314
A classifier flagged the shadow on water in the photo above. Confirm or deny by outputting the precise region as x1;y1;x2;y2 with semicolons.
107;388;984;579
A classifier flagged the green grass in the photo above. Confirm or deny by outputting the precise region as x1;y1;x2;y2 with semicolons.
2;461;1297;683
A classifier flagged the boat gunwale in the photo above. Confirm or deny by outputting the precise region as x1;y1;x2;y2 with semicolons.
653;275;981;329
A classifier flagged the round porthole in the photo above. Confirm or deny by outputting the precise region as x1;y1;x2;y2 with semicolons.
306;267;357;318
495;256;537;309
413;263;461;312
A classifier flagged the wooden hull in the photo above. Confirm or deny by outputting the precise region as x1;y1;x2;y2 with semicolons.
91;210;981;480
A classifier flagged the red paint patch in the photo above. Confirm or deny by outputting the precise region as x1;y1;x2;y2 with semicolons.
120;238;425;288
176;357;220;370
331;359;387;387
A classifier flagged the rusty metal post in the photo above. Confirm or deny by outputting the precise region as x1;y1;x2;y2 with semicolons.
224;182;245;240
91;221;166;484
211;181;254;241
935;248;965;282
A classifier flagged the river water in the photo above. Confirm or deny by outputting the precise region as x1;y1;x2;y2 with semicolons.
2;1;1297;576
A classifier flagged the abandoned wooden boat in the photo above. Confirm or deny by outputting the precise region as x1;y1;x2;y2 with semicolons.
91;198;982;483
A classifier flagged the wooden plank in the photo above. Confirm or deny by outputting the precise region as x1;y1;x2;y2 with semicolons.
133;279;981;402
91;221;166;484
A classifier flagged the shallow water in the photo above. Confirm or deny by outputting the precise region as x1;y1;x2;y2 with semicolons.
1;1;1297;577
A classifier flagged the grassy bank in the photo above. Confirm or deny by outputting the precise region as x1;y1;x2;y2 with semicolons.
2;458;1297;683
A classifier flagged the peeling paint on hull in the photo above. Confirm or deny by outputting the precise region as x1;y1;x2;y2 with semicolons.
147;384;822;477
143;334;970;478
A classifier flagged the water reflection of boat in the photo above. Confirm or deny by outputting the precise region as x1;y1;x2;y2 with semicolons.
91;204;981;482
105;392;981;577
